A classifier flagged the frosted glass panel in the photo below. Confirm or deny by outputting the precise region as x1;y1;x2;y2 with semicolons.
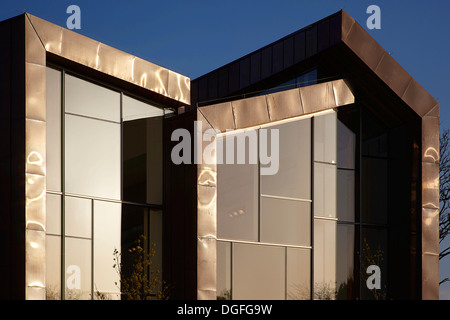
46;193;61;235
93;200;121;299
287;248;311;300
65;196;91;239
217;133;258;241
65;114;121;200
314;219;337;299
260;197;310;246
217;241;231;300
261;118;311;199
65;237;91;300
314;162;337;218
122;95;164;121
314;112;337;164
233;243;285;300
65;73;120;122
46;67;61;192
46;235;61;300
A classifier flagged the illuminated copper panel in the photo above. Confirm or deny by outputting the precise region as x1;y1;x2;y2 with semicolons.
26;13;190;105
198;102;235;133
266;87;303;121
196;110;218;299
299;81;336;114
232;95;270;129
25;229;46;299
25;16;47;300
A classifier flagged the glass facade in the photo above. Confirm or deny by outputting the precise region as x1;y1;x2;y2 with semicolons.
216;105;396;300
217;114;320;300
45;66;166;300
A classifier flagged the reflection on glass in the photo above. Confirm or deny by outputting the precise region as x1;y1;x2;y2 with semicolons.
65;237;91;300
46;193;61;235
65;114;121;200
93;200;121;299
65;196;91;239
260;118;311;200
287;248;310;300
46;67;61;192
361;158;387;224
120;204;163;296
314;112;337;164
65;73;120;122
260;197;310;246
314;219;337;300
217;133;258;241
336;224;355;300
217;241;231;300
46;235;61;300
361;227;387;300
233;243;285;300
122;95;163;205
314;162;336;218
337;119;356;170
337;170;355;222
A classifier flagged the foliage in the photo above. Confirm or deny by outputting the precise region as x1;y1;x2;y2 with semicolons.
112;235;170;300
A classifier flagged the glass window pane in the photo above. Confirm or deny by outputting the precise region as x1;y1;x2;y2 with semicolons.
123;116;163;205
65;237;91;300
261;118;311;200
260;197;310;246
46;193;61;235
65;196;91;239
337;169;355;222
314;112;337;164
217;133;258;241
46;235;61;300
361;227;387;300
65;114;121;200
93;200;121;299
337;119;356;170
314;162;337;218
122;95;164;121
336;224;355;300
361;157;388;224
313;219;337;300
65;73;120;122
233;243;285;300
46;67;61;192
217;241;231;300
287;248;311;300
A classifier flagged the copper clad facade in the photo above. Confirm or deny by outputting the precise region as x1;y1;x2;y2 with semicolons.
193;9;439;300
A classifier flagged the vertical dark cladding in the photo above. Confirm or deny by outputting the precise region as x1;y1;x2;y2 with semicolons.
163;110;198;299
0;15;26;299
190;11;342;107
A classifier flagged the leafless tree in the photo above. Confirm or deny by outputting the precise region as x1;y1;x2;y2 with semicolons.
440;129;450;285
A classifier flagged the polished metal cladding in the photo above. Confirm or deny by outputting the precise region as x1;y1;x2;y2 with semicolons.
196;109;218;299
26;14;190;105
341;10;440;298
25;15;47;300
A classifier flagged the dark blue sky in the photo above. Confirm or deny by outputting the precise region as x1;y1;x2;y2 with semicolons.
1;0;449;298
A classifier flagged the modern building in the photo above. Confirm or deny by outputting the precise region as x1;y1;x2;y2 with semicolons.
0;10;439;300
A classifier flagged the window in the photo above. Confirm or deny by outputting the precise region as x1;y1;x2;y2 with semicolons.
45;67;166;300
